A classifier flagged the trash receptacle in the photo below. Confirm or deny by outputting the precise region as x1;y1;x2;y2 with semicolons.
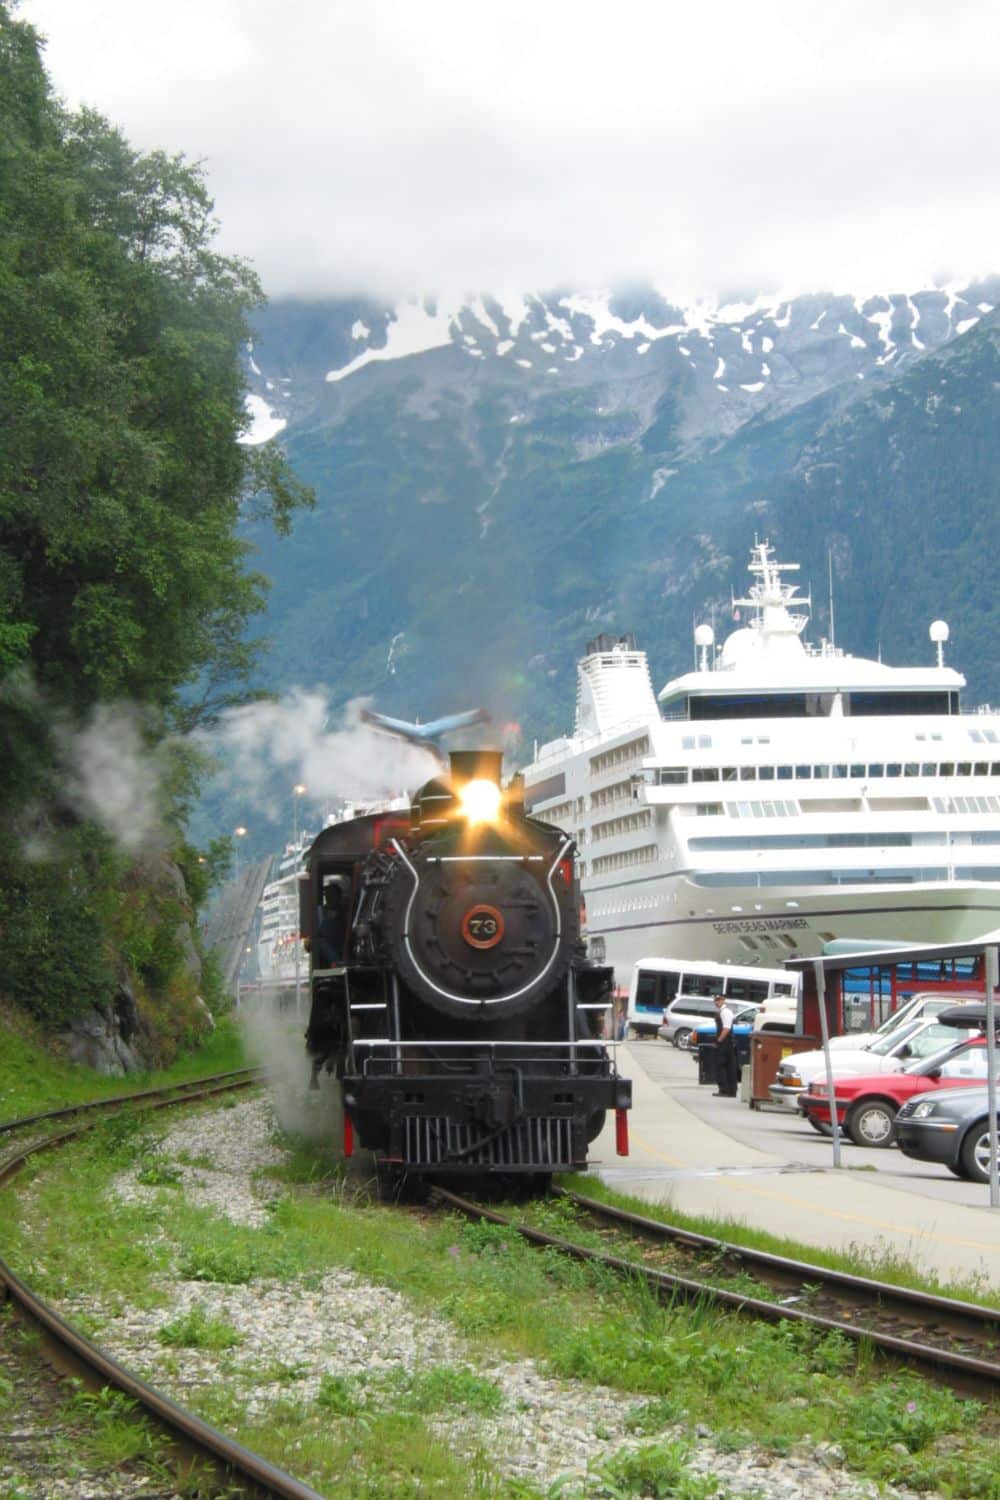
698;1042;719;1086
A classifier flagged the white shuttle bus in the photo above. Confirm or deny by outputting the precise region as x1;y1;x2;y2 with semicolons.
627;957;800;1040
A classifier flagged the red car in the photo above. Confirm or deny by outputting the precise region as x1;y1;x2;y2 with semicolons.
800;1037;989;1147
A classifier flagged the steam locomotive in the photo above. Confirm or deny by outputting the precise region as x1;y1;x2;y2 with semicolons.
301;750;631;1182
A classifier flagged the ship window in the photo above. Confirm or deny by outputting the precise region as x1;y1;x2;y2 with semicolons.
721;766;738;781
986;732;999;744
833;764;848;778
695;803;723;816
975;763;989;775
886;763;902;777
992;764;1000;775
739;766;757;781
921;763;937;776
777;766;793;780
957;762;972;776
759;766;775;780
813;764;829;779
682;736;695;749
940;762;955;776
795;765;812;779
970;730;984;743
850;763;865;778
905;763;919;776
658;766;687;784
868;763;884;777
698;735;712;748
692;768;719;782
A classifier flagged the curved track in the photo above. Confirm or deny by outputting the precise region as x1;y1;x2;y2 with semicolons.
433;1185;1000;1394
0;1071;327;1500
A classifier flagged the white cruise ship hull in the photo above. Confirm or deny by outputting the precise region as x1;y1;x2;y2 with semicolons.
588;877;1000;983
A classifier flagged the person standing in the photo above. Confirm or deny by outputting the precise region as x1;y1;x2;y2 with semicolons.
712;993;738;1097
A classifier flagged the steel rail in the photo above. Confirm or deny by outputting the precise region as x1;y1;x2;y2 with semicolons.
560;1186;1000;1342
0;1066;262;1138
432;1186;1000;1393
0;1069;328;1499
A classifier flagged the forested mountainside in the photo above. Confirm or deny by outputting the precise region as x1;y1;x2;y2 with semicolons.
243;286;1000;751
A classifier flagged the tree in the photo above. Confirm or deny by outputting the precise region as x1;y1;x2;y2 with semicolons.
0;4;312;754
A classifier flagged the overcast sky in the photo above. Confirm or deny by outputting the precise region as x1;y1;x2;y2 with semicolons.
19;0;1000;303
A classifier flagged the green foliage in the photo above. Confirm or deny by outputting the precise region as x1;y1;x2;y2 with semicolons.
586;1440;724;1499
0;840;117;1024
178;1237;256;1285
136;1156;184;1186
157;1303;243;1350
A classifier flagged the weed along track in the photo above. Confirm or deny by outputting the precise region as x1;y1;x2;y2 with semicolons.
0;1071;325;1499
433;1186;1000;1396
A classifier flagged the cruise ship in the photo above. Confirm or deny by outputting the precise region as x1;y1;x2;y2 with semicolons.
522;543;1000;985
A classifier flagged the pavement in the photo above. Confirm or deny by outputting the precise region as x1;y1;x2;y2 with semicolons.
590;1039;1000;1292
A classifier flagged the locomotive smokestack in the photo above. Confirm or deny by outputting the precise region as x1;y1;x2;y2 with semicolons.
449;749;503;787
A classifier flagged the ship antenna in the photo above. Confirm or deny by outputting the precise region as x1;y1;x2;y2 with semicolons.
828;549;836;648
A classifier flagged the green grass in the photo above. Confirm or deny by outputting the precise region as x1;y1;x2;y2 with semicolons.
4;1122;999;1499
0;1005;248;1122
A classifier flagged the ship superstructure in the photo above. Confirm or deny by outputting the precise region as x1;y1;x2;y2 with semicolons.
523;543;1000;984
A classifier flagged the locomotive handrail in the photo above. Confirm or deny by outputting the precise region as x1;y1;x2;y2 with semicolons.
353;1038;620;1049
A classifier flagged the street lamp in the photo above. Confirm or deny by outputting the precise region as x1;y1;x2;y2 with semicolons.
233;825;247;881
292;786;308;1015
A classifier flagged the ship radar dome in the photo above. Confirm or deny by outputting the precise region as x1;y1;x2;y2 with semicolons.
930;619;949;668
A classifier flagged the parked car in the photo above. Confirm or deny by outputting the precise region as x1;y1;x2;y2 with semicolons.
896;1085;1000;1183
768;1014;982;1108
798;1037;990;1146
825;991;980;1052
660;996;762;1049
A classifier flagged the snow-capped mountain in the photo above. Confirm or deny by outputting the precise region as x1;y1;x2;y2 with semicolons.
243;279;1000;445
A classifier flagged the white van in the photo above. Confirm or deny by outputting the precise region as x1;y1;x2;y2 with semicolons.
627;958;800;1045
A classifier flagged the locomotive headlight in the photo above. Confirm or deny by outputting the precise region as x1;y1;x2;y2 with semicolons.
458;778;503;824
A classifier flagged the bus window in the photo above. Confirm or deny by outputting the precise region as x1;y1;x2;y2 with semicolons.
661;970;681;1005
726;977;770;1004
684;972;724;997
634;971;662;1013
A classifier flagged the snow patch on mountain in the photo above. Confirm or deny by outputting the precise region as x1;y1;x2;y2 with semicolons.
241;394;286;445
326;299;455;382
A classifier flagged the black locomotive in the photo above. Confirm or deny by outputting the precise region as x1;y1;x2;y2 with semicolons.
301;750;631;1181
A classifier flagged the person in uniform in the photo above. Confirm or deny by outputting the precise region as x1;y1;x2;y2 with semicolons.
712;992;739;1097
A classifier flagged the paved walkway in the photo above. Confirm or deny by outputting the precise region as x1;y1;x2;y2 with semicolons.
590;1041;1000;1291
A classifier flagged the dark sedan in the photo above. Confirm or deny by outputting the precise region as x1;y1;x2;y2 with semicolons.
896;1086;1000;1183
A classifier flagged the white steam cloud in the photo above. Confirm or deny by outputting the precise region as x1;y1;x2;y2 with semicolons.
63;702;167;851
204;691;440;810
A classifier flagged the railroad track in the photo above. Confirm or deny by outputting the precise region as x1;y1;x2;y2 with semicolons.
433;1184;1000;1395
0;1069;327;1500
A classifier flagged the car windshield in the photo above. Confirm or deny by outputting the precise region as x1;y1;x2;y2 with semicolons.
905;1041;965;1075
869;1018;924;1055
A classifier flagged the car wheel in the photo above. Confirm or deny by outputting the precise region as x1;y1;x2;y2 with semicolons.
673;1027;692;1050
959;1121;996;1184
846;1100;897;1149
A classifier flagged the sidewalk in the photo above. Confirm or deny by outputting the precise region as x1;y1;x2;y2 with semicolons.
590;1042;1000;1290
